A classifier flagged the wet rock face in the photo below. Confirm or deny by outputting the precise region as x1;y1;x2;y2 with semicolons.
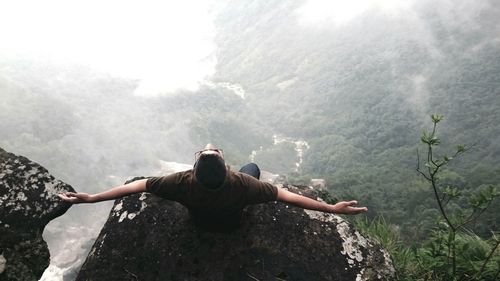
0;148;74;281
78;177;395;281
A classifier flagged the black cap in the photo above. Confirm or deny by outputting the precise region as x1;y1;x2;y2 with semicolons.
194;153;227;189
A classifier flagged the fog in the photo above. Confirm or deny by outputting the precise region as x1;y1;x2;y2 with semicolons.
0;0;216;95
0;0;498;280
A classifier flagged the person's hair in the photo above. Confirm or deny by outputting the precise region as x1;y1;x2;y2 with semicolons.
194;153;227;189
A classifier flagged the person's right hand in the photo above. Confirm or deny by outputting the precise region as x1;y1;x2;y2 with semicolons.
58;192;94;204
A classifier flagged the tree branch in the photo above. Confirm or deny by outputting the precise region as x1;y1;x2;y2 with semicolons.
416;148;431;181
476;239;500;280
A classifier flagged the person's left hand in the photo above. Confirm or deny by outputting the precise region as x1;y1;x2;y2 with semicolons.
58;192;93;204
332;201;368;214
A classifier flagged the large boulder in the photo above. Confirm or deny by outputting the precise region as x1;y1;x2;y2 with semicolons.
77;177;395;281
0;148;74;281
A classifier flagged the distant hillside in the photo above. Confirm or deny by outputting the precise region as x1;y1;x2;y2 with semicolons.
1;0;498;241
211;0;500;236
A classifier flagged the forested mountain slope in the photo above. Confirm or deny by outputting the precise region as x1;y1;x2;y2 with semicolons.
0;0;498;242
211;0;500;238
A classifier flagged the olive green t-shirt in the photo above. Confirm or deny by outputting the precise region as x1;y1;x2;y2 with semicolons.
146;168;278;232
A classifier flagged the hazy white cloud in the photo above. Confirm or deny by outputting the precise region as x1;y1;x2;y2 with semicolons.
202;81;246;99
0;0;217;95
296;0;414;26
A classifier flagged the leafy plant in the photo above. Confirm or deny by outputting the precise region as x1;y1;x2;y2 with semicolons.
416;114;499;280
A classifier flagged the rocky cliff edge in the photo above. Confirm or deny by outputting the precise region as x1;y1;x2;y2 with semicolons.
0;148;74;281
77;177;395;281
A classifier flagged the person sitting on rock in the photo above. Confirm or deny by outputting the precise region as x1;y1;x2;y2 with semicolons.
58;143;367;232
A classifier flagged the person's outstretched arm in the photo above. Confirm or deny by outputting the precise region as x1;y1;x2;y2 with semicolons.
276;187;367;215
58;179;147;204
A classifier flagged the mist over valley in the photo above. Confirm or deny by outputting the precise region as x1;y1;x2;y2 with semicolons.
0;0;499;280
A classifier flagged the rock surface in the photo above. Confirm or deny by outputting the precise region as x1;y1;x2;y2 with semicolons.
77;177;395;281
0;148;74;281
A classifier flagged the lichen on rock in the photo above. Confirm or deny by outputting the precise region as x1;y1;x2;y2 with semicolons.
0;147;75;281
77;178;395;281
0;254;6;274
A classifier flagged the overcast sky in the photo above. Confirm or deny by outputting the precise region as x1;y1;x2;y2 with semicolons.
0;0;422;96
0;0;217;95
0;0;434;96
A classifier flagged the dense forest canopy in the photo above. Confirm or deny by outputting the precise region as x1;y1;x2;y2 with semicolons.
0;1;499;279
211;0;500;238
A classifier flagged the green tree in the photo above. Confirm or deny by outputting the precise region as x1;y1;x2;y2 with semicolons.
417;114;499;280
